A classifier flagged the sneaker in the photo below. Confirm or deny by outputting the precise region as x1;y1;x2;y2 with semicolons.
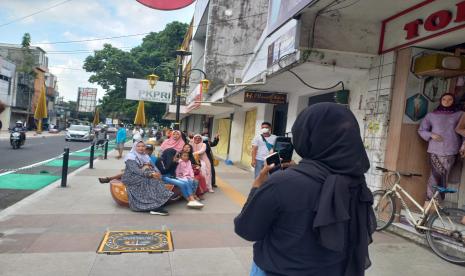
208;189;215;193
187;200;204;209
150;208;169;216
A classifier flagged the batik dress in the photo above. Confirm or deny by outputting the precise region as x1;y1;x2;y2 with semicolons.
121;160;173;211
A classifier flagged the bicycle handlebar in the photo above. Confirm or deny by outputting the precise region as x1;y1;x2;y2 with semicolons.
375;166;422;177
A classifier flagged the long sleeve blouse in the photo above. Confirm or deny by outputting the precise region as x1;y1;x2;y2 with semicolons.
418;111;463;155
175;160;194;179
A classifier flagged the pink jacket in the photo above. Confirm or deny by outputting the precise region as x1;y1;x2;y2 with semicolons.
175;159;194;179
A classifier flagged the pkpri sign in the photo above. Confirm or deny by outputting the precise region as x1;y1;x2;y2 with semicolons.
126;78;172;103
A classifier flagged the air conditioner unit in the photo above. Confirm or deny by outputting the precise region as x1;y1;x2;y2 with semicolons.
414;53;465;78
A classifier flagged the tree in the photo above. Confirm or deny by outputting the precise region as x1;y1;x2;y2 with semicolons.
83;21;188;124
21;33;31;48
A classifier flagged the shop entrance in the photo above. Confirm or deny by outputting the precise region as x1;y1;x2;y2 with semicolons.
241;109;256;167
272;104;288;136
386;47;465;209
213;118;231;159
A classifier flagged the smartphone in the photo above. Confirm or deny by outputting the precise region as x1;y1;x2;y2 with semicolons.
273;137;294;162
265;152;281;174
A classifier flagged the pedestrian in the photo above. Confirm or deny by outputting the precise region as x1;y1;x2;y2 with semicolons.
116;123;127;159
95;128;107;149
202;132;219;187
0;119;2;131
234;103;376;276
251;122;277;179
132;125;143;142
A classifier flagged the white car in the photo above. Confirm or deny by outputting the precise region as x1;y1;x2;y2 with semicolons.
65;125;93;142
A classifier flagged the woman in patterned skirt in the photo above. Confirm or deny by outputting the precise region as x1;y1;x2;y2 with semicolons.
121;140;173;216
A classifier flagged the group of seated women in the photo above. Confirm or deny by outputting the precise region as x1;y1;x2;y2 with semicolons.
100;130;216;216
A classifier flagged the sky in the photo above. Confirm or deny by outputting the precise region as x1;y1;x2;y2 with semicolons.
0;0;195;101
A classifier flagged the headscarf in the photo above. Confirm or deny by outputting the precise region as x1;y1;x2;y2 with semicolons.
160;130;185;152
190;134;204;161
290;103;376;276
433;93;458;114
124;140;151;166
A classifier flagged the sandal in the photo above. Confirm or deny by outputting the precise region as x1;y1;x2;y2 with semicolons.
98;177;110;184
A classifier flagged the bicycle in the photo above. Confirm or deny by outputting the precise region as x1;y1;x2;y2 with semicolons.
372;166;465;265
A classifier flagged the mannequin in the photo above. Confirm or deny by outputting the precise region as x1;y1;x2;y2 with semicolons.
418;93;464;202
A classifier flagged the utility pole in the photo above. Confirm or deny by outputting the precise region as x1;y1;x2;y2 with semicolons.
174;49;191;130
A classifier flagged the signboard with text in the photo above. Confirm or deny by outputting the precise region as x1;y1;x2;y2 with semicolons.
244;91;287;104
379;0;465;53
126;78;173;103
77;87;97;112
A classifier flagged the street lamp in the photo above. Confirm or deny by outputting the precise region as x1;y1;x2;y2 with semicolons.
200;79;210;94
146;49;209;131
147;73;159;89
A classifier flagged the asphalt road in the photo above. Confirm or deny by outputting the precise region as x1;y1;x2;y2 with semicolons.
0;135;92;171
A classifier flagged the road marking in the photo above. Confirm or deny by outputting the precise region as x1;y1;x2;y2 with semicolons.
216;176;247;206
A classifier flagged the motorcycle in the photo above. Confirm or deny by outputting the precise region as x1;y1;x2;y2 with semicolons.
10;130;25;149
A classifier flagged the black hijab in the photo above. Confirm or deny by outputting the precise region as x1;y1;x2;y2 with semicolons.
291;103;376;276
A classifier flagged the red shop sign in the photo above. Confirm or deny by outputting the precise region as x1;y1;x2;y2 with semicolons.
136;0;195;10
379;0;465;54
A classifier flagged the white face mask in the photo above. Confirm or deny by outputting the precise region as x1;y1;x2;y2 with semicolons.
261;128;270;134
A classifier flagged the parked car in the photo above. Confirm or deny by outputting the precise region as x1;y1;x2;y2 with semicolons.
65;125;94;142
106;125;118;133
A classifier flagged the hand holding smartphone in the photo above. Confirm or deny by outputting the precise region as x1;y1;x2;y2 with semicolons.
265;152;281;174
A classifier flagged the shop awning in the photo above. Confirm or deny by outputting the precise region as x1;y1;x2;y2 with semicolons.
163;104;188;121
11;108;32;115
186;102;235;116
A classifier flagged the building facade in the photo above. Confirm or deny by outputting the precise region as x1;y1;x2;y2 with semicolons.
0;56;16;129
167;0;465;209
0;43;50;128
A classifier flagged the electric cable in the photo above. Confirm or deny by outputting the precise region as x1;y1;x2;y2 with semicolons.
277;52;345;91
36;11;267;45
0;0;73;28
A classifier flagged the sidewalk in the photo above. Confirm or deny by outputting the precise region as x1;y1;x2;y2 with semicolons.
0;148;464;275
0;130;64;140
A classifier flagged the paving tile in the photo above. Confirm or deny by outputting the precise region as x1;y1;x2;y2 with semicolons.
231;247;253;273
89;252;171;276
0;252;96;276
169;247;247;276
26;232;103;253
0;233;41;253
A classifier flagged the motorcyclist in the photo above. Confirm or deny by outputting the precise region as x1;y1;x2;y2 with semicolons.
11;121;26;141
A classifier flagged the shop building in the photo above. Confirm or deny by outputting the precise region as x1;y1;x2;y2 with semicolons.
208;0;465;208
164;0;269;156
170;0;465;208
0;56;16;130
0;43;49;128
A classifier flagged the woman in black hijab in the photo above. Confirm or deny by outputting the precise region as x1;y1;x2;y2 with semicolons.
234;103;376;276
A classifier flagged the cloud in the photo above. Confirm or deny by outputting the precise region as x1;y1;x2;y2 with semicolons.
0;0;195;103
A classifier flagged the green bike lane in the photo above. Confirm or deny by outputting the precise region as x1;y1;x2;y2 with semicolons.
0;142;116;209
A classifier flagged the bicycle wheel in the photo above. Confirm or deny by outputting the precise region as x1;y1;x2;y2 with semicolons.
372;190;395;231
425;208;465;264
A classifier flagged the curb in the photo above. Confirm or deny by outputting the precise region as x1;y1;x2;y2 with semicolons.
0;149;115;221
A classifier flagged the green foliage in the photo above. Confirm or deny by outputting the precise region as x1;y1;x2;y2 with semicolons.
83;21;188;123
21;33;31;48
18;33;36;78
